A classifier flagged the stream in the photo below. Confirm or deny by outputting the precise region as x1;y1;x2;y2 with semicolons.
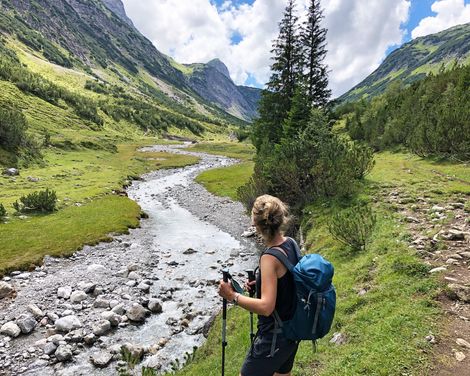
0;144;259;375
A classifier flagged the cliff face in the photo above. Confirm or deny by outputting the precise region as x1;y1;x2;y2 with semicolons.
101;0;134;27
187;60;261;120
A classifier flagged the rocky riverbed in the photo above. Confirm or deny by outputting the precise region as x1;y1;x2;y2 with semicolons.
0;144;260;375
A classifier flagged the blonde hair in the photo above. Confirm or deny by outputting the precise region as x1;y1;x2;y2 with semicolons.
251;195;291;241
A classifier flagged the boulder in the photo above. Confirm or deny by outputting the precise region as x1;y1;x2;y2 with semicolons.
101;311;121;327
0;322;21;338
148;299;163;314
0;282;14;299
55;345;73;362
57;286;72;299
126;303;147;322
90;351;113;368
17;316;37;334
27;304;44;319
92;320;111;336
70;291;88;303
55;316;82;332
3;168;19;176
448;284;470;303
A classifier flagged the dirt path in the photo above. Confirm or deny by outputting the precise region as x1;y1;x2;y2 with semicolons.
0;144;259;375
383;188;470;374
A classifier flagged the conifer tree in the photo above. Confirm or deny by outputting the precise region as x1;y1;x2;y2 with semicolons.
252;0;302;151
301;0;330;107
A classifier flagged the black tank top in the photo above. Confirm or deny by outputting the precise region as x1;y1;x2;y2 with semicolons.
256;237;300;334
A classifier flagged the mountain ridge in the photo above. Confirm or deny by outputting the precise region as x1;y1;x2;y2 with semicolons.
339;22;470;103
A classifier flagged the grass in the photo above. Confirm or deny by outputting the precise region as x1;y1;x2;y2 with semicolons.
196;162;254;200
188;142;255;161
0;143;199;275
179;149;469;376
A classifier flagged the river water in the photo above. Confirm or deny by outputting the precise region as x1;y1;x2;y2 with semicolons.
0;144;258;375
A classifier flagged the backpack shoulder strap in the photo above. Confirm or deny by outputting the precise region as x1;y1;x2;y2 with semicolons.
264;247;295;273
287;237;302;262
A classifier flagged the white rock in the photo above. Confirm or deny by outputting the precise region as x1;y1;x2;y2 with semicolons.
429;267;447;274
87;264;106;273
27;304;44;319
330;332;347;345
90;351;113;368
57;286;72;299
456;338;470;349
0;322;21;338
455;352;466;362
111;304;126;315
128;271;140;280
92;320;111;336
101;311;121;327
55;316;82;333
70;291;88;303
93;296;110;309
55;345;72;362
0;282;14;299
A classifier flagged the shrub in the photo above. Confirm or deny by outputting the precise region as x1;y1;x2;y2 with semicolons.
13;189;58;213
0;105;28;152
328;204;377;252
0;203;6;219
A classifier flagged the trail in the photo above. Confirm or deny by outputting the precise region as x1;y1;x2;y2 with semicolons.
0;144;259;375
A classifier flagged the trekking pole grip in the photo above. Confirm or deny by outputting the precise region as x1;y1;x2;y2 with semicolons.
247;270;255;297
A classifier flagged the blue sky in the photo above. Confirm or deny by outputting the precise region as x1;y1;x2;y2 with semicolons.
124;0;470;96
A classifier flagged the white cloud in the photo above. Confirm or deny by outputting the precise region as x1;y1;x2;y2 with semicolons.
122;0;411;97
411;0;470;39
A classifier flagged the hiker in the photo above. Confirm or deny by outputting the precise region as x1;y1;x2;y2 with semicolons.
218;194;300;376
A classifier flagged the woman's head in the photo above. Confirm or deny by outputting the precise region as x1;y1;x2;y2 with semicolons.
251;195;291;242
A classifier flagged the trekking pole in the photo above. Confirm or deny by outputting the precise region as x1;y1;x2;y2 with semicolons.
246;270;256;345
221;268;229;376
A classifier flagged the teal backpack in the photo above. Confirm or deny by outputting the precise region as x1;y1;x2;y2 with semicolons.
266;242;336;354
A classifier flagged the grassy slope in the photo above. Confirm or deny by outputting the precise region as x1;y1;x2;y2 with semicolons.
0;144;199;275
177;148;469;375
191;142;255;200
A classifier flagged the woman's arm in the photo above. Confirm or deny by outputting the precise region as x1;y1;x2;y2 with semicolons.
218;254;280;317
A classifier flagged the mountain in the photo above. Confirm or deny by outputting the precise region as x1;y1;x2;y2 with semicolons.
0;0;259;122
184;59;261;120
339;23;470;103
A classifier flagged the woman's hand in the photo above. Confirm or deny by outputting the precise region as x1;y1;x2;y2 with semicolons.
218;280;236;301
244;280;256;295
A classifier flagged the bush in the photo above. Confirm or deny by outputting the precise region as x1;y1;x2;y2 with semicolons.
0;105;28;152
0;203;6;219
13;189;58;213
328;204;377;252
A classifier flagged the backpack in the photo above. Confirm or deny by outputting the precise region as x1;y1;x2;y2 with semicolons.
265;241;336;352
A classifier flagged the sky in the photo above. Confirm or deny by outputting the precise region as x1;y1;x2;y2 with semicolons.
121;0;470;97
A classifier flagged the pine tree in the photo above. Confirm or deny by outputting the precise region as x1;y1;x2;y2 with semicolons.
252;0;302;151
301;0;331;107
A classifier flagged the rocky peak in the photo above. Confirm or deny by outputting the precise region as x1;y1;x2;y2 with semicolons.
207;58;231;80
101;0;134;27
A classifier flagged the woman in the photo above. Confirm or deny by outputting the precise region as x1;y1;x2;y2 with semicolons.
218;194;300;376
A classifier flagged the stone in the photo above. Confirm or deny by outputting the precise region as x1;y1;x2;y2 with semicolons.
70;291;88;303
0;322;21;338
55;316;82;332
128;271;140;280
148;299;163;314
27;304;44;319
0;282;14;299
84;334;96;346
425;335;436;344
126;303;147;322
55;345;73;362
101;311;121;327
127;263;139;272
48;334;65;345
330;332;347;345
405;217;420;224
137;283;150;293
115;269;128;278
93;296;110;309
431;205;445;212
455;352;466;362
92;320;111;336
90;351;113;368
459;252;470;259
183;248;197;255
456;338;470;349
43;342;57;356
3;168;19;176
429;266;447;274
57;286;72;299
442;230;466;241
111;304;126;315
17;316;37;334
77;282;96;294
446;258;460;265
448;284;470;303
241;227;257;238
87;264;106;273
121;343;144;360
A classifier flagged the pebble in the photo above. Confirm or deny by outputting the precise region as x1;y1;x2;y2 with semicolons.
456;338;470;349
55;316;82;332
429;266;447;274
17;316;37;334
90;351;113;368
455;352;466;362
0;282;14;299
0;322;21;338
55;345;73;362
70;291;88;303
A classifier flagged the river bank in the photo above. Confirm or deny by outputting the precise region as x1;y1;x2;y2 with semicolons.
0;144;259;375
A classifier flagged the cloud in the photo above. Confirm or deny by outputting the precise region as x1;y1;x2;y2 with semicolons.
122;0;411;97
411;0;470;38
